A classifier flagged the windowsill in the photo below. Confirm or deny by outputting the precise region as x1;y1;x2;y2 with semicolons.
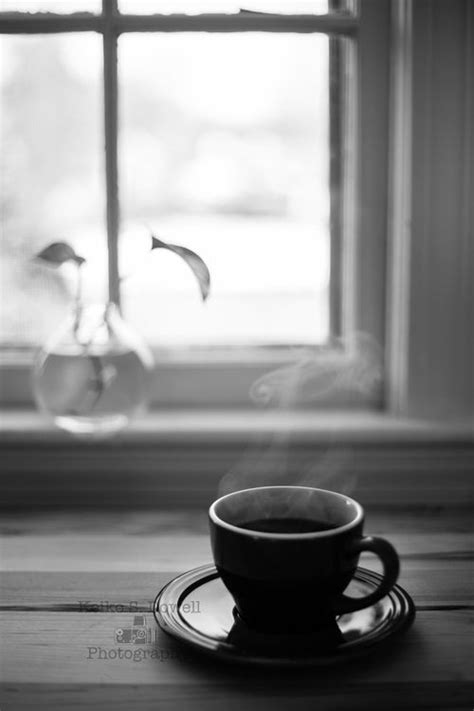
1;408;472;509
0;408;472;445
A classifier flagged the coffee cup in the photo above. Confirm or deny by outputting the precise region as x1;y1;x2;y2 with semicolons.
209;486;400;633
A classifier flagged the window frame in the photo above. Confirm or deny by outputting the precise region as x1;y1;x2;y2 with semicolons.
385;0;473;421
0;0;390;411
1;0;472;423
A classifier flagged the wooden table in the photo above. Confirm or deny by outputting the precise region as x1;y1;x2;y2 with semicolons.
0;508;472;710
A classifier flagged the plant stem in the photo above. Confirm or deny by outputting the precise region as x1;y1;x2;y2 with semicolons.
73;262;84;340
69;266;111;416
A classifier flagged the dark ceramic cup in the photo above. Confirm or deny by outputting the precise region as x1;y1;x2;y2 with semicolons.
209;486;400;633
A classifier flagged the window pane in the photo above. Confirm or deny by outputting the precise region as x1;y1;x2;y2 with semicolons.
0;34;105;347
0;1;100;12
118;1;328;15
120;33;331;346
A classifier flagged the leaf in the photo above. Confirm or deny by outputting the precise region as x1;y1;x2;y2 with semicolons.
151;234;211;302
35;241;86;267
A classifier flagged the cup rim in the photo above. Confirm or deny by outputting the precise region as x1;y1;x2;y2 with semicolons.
209;485;363;539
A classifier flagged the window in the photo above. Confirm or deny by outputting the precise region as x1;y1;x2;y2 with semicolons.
1;1;472;419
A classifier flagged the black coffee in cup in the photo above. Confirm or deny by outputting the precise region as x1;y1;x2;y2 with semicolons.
240;517;338;534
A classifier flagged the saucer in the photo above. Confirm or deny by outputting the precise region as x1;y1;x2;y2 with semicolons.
153;564;415;667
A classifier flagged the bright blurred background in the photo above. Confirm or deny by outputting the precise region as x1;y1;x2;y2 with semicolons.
0;4;332;348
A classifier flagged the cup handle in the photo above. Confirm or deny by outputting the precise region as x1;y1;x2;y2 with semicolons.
334;536;400;614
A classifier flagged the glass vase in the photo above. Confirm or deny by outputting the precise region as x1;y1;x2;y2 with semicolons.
32;303;153;436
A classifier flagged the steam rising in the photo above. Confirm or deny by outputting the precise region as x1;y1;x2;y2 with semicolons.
249;333;383;407
218;333;382;499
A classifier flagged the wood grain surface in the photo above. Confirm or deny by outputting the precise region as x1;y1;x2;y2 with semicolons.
0;508;473;710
